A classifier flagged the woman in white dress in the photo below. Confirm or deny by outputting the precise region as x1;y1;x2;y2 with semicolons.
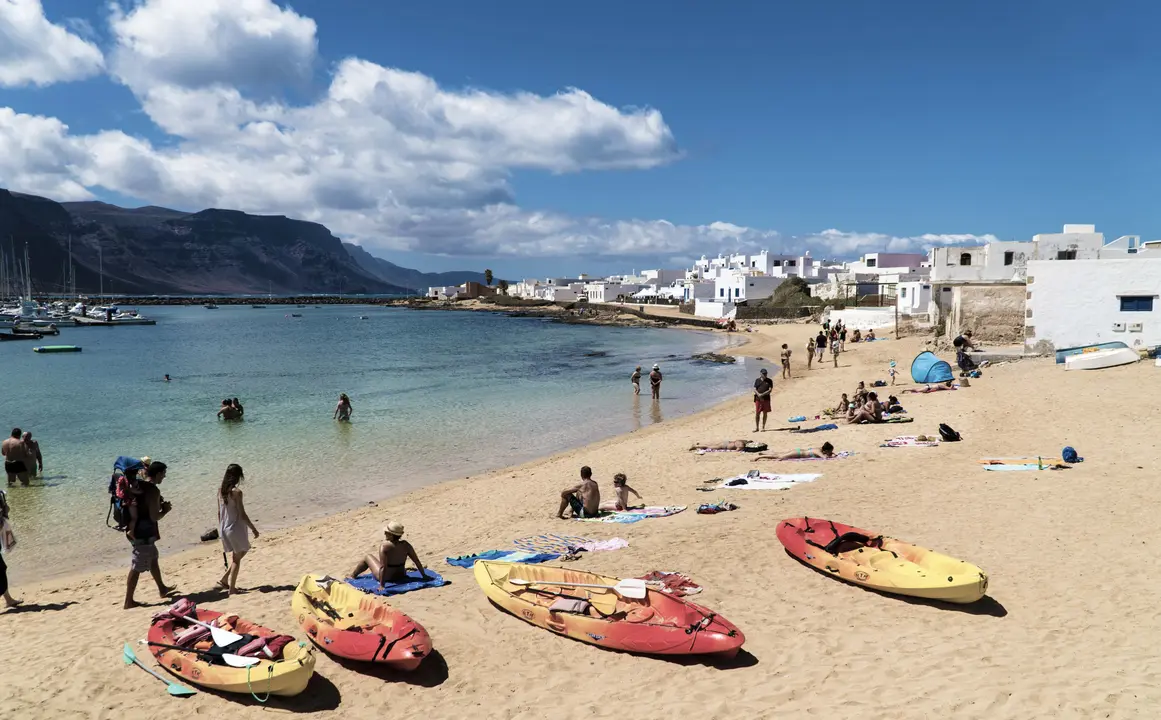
216;464;260;594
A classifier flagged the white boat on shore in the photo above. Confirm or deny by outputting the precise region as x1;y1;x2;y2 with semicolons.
1064;347;1140;371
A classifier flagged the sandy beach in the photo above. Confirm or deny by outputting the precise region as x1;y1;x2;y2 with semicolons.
2;321;1158;720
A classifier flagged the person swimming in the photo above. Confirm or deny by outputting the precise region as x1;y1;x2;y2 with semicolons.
752;442;837;461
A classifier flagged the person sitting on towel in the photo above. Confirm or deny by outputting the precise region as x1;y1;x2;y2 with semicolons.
689;439;755;452
600;473;642;512
847;392;884;424
866;329;876;341
831;393;850;415
350;521;429;586
557;465;601;519
753;442;836;461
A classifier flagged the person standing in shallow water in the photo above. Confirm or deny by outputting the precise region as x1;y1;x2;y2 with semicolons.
334;393;353;421
21;433;42;479
630;366;642;396
2;429;31;487
649;364;662;400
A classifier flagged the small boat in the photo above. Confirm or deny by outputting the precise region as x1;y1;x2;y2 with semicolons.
296;304;307;308
474;561;744;657
777;517;988;604
0;331;41;341
73;315;156;326
1064;347;1140;371
251;305;266;309
148;602;315;697
33;345;81;353
358;315;369;320
291;574;432;670
1054;341;1129;364
204;303;219;309
14;323;57;336
290;313;302;318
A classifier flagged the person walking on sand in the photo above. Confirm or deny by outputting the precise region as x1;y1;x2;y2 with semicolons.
780;344;792;379
815;331;827;363
2;429;31;487
649;364;662;400
21;432;42;478
0;488;22;609
350;521;429;587
216;464;259;595
753;368;773;432
831;333;840;368
334;393;353;421
124;461;175;609
806;337;815;370
631;366;642;396
558;465;601;519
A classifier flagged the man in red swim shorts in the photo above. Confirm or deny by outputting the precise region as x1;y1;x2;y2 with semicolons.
753;368;773;432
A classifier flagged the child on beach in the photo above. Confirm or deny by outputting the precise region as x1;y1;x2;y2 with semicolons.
600;473;642;511
889;360;897;385
557;466;601;519
831;335;840;367
753;442;836;461
780;344;792;379
334;393;353;421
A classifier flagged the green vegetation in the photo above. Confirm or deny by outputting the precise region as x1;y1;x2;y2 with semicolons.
497;279;509;295
758;277;822;307
484;269;494;286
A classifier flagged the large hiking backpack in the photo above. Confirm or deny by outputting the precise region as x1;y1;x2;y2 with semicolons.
107;456;144;530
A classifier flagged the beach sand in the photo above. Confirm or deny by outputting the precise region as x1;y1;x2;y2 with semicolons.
2;323;1158;719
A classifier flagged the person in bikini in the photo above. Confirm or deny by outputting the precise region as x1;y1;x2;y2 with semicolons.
780;344;792;379
2;429;31;487
903;380;956;394
753;442;836;461
333;393;353;421
689;439;761;452
630;366;642;395
350;521;429;587
847;392;884;424
21;432;42;478
600;473;642;512
557;465;600;519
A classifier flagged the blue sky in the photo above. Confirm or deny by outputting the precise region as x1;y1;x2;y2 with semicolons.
1;0;1157;277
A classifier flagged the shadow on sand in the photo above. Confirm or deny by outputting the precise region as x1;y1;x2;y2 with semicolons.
327;648;449;687
201;671;341;712
3;600;77;614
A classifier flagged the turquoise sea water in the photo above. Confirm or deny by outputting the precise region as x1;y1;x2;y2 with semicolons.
1;305;750;582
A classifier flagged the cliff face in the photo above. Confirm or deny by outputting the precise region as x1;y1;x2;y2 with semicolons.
0;189;414;295
343;242;490;291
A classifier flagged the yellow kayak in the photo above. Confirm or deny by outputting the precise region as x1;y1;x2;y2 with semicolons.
777;517;989;604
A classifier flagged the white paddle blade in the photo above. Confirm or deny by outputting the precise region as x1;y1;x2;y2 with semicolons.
222;654;261;668
614;579;648;599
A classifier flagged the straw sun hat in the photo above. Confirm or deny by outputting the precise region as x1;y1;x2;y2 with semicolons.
383;521;405;537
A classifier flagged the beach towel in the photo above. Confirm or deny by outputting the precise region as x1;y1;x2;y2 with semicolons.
715;472;821;490
512;534;595;555
579;538;630;552
979;458;1068;468
697;501;738;514
346;570;447;596
573;506;686;524
780;451;855;462
790;423;839;434
982;464;1072;472
880;416;915;424
694;442;767;455
881;435;940;447
445;549;562;569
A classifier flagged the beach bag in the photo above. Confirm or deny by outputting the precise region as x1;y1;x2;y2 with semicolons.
1062;446;1083;463
938;423;962;442
107;456;144;530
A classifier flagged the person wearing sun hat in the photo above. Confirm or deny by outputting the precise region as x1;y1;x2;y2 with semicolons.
350;520;429;587
649;363;663;399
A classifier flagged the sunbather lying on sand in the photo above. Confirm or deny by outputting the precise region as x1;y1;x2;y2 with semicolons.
902;381;956;394
753;442;836;461
689;439;762;452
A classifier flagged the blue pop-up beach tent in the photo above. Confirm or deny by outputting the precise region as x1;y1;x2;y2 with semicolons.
910;351;954;384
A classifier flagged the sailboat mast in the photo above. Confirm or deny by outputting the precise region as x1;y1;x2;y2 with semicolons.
23;241;31;299
98;243;104;298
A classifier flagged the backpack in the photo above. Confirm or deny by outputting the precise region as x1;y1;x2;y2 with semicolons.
938;423;962;442
107;456;144;530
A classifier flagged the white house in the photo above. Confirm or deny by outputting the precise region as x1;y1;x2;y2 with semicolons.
896;280;933;316
845;252;927;274
584;282;643;303
682;281;718;303
1025;257;1161;351
712;274;784;303
427;286;460;300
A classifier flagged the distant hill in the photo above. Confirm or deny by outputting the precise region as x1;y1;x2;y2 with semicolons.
0;188;468;296
343;242;490;291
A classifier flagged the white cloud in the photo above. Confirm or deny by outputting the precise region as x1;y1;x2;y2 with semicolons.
0;0;104;87
0;0;996;264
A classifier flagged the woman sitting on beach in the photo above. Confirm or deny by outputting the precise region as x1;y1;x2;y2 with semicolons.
689;439;765;452
600;473;642;512
753;442;836;461
851;328;862;343
350;521;429;587
848;392;884;424
334;393;353;421
216;463;260;595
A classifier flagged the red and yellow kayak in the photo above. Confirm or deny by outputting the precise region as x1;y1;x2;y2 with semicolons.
474;560;744;657
291;574;431;670
777;517;988;604
148;606;315;697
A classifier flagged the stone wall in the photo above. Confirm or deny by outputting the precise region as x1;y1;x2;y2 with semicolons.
947;284;1026;344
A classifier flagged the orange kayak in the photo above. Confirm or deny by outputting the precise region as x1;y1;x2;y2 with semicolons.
474;561;744;657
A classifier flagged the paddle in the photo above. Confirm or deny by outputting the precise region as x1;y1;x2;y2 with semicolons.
175;614;245;647
140;640;261;668
122;643;197;696
509;577;648;600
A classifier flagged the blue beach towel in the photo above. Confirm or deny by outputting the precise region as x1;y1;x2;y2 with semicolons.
346;569;447;596
445;550;560;568
790;423;838;434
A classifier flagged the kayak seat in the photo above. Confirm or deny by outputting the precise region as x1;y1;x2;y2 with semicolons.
823;532;875;555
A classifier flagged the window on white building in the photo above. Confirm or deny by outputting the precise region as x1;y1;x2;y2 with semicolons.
1057;250;1077;260
1120;296;1155;312
901;288;907;297
959;253;972;266
719;289;725;297
865;258;876;267
735;288;740;297
786;260;796;267
1003;251;1014;266
772;260;781;266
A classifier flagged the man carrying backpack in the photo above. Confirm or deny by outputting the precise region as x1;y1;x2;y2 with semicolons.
124;461;176;609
